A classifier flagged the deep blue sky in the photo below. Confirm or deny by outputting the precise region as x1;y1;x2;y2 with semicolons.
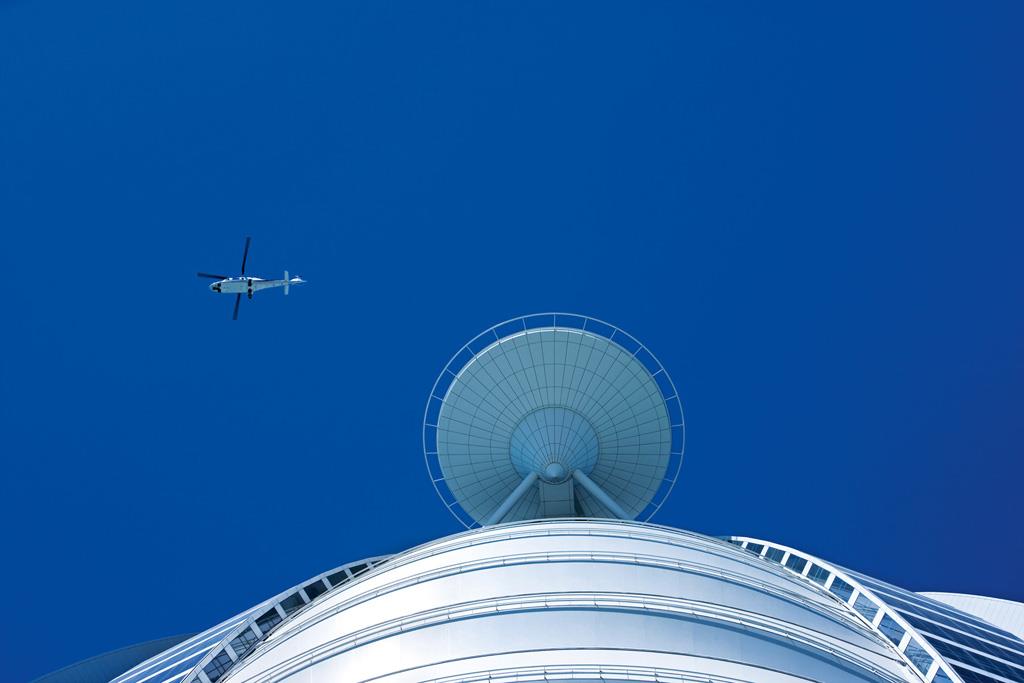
2;2;1023;680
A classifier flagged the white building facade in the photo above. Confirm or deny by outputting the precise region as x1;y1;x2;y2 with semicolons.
102;520;1024;683
47;315;1023;683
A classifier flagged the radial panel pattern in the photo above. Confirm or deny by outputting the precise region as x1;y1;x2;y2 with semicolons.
510;407;598;479
425;314;684;527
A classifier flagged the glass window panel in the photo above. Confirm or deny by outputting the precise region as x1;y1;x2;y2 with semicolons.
764;547;785;563
745;542;764;555
279;593;305;616
347;563;369;576
853;593;879;622
807;564;830;585
203;651;234;683
931;671;954;683
228;628;259;659
255;608;282;634
903;639;933;675
326;570;349;588
303;580;328;601
829;577;854;603
785;554;807;573
878;614;905;645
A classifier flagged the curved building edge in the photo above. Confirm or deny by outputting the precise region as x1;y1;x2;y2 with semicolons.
728;536;1024;683
920;594;1024;641
31;634;194;683
108;556;391;683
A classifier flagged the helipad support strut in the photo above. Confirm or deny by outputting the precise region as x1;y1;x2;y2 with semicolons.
485;472;540;526
572;469;629;521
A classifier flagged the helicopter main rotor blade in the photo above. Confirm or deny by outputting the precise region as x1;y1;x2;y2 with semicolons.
240;236;252;275
232;294;242;320
197;272;229;279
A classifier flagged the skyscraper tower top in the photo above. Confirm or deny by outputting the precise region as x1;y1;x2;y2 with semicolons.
39;313;1024;683
423;313;685;528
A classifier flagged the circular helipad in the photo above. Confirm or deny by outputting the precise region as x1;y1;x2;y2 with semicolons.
423;313;684;528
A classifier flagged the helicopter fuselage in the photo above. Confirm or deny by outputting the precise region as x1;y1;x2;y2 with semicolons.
209;274;305;297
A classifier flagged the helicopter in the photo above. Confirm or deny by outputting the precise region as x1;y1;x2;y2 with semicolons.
197;237;305;320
